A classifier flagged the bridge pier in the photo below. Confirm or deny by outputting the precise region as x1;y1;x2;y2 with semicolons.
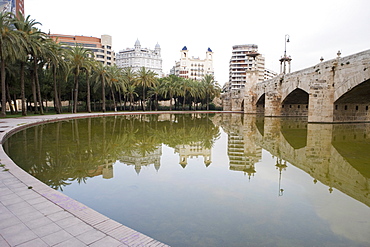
265;91;282;117
244;71;259;114
308;78;335;123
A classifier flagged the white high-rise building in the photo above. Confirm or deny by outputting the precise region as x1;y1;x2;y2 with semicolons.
228;44;265;91
116;39;163;77
173;46;214;81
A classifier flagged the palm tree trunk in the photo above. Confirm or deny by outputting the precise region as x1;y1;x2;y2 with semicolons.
206;96;209;111
31;72;38;114
0;58;6;117
20;62;26;116
142;86;146;111
86;72;91;113
102;77;106;112
110;87;117;112
118;91;122;111
155;94;158;111
58;76;62;113
34;59;44;115
169;92;173;111
73;76;79;113
5;81;14;114
129;95;133;111
53;66;61;114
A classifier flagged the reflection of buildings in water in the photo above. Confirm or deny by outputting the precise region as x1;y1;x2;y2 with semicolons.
215;115;370;206
87;162;114;179
174;143;211;168
119;145;162;174
227;132;262;179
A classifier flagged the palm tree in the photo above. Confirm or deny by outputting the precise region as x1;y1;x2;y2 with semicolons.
179;78;193;110
83;59;96;113
135;67;157;111
162;75;181;111
126;84;138;111
66;45;92;113
13;14;42;116
84;63;92;113
0;12;23;117
122;67;136;110
106;65;123;112
189;79;204;110
26;26;50;115
92;62;109;112
202;74;220;110
148;79;164;111
44;39;68;114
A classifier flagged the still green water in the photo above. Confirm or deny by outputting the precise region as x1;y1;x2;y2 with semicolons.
4;113;370;247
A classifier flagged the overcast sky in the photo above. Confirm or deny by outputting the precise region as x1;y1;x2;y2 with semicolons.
26;0;370;85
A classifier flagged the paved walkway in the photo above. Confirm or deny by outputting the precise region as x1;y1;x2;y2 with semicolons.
0;113;171;247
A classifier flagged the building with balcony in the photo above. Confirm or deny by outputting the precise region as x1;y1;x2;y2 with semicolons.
173;46;214;81
49;34;115;66
116;39;163;77
0;0;24;17
228;44;265;91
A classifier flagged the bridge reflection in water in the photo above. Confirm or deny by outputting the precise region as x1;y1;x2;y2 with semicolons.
215;113;370;207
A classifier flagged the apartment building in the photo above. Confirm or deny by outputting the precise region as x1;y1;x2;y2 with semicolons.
173;46;214;81
50;34;115;66
228;44;266;91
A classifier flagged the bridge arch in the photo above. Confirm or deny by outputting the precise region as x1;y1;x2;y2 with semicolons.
333;78;370;121
334;64;370;102
256;93;265;114
281;88;309;116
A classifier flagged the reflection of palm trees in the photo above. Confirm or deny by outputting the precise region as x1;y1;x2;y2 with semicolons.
5;113;221;188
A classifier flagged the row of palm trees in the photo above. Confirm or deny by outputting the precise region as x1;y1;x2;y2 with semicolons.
0;12;221;117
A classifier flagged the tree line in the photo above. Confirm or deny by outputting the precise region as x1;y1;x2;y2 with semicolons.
0;12;222;117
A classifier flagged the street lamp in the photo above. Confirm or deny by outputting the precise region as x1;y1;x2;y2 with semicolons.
279;34;292;74
284;34;290;57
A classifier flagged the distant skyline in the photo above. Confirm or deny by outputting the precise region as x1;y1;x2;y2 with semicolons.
26;0;370;85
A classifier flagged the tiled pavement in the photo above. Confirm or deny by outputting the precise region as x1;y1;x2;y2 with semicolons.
0;113;172;247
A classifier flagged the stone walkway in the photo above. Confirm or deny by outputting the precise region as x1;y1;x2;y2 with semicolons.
0;113;171;247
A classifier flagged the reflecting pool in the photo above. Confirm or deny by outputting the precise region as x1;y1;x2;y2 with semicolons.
4;113;370;247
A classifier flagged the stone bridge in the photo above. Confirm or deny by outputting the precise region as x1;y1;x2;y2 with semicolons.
224;49;370;123
213;114;370;207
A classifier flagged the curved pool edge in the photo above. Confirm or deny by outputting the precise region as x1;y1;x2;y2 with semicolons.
0;112;192;246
